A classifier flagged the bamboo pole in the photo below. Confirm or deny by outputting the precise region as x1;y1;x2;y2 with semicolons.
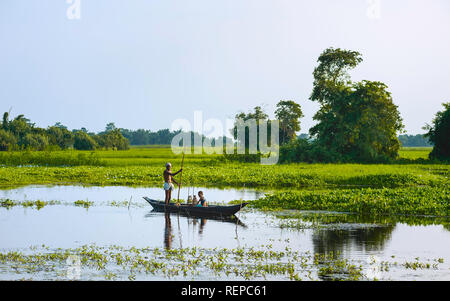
176;149;185;204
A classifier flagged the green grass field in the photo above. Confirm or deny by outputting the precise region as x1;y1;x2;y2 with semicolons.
398;147;433;160
0;145;436;166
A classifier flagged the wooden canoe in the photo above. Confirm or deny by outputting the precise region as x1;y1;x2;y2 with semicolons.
143;197;248;217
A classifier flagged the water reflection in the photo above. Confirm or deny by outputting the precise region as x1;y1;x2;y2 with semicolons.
157;210;247;249
308;217;395;280
199;219;207;235
164;213;173;249
312;225;395;255
291;213;397;255
160;212;246;250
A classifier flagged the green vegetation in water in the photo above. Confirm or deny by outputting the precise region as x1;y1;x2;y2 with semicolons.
0;156;448;189
0;198;147;210
0;244;443;281
248;186;449;217
73;200;94;208
0;198;59;209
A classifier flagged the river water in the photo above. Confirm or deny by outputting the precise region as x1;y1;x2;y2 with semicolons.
0;185;449;281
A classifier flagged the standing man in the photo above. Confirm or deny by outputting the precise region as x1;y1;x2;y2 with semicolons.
163;163;182;205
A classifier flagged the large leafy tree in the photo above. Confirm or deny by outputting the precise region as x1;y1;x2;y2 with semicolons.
309;47;404;162
424;102;450;160
275;100;303;145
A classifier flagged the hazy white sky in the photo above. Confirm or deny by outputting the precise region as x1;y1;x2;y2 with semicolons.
1;0;449;135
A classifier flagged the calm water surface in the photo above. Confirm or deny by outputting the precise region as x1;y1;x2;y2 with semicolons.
0;184;265;204
0;185;449;281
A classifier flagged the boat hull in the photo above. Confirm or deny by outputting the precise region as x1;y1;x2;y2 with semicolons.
143;197;248;217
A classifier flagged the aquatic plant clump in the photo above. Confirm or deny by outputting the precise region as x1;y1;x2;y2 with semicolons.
74;200;94;208
0;198;60;209
250;187;450;217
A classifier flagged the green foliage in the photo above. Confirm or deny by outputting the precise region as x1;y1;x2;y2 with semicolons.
74;200;94;208
0;150;104;166
0;129;17;151
73;131;97;150
21;133;49;151
251;186;449;217
275;100;304;145
0;147;447;188
2;112;10;131
222;152;261;163
424;102;450;161
47;126;74;149
279;138;342;163
309;48;404;162
97;129;130;150
8;115;32;138
0;244;371;281
311;47;363;103
0;113;132;151
0;198;57;209
398;147;432;160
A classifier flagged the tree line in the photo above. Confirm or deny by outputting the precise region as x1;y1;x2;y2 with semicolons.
0;116;231;151
398;135;431;147
120;127;232;147
0;115;130;151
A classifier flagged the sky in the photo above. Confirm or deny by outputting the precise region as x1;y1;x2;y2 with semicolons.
1;0;449;136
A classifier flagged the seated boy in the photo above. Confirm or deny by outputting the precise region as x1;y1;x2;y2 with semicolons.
196;191;207;207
